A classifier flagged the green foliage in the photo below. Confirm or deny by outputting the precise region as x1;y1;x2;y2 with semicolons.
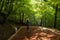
0;0;60;28
0;0;60;40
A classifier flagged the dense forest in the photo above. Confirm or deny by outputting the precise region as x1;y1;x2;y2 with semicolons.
0;0;60;28
0;0;60;40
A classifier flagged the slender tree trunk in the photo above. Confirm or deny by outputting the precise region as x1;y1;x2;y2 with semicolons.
54;4;58;28
0;0;4;24
4;0;14;23
7;0;14;17
40;18;42;26
0;0;4;14
0;0;4;11
21;13;24;24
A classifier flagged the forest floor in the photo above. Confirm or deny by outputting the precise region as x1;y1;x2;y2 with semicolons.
8;26;60;40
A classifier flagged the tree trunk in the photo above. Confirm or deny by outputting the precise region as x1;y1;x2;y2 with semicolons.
4;0;14;23
54;4;58;28
40;18;42;26
0;0;4;24
21;13;24;25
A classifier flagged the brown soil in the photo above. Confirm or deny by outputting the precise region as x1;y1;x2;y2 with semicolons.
9;26;60;40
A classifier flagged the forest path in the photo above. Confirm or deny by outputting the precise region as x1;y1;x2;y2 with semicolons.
8;26;60;40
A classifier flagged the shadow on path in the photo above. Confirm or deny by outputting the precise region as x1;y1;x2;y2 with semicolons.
8;26;60;40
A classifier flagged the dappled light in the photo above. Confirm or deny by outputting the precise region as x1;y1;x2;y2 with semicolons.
0;0;60;40
8;26;60;40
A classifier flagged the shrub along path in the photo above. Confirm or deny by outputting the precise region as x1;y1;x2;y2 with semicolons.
8;26;60;40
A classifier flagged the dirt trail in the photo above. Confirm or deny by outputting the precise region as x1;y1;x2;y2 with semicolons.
8;26;60;40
